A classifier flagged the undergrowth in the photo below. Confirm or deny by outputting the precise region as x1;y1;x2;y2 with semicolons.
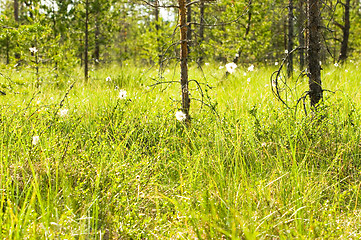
0;62;361;239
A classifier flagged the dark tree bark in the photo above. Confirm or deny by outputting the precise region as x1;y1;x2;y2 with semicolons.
154;0;161;65
154;0;159;33
14;0;19;22
337;0;350;62
179;0;190;122
198;0;205;64
307;0;323;107
297;0;306;69
244;0;252;37
287;0;294;78
84;0;89;81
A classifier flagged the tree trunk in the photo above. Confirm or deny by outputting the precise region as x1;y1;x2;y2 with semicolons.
14;0;21;62
179;0;190;122
6;37;10;65
244;0;252;37
198;0;205;64
287;0;294;78
308;0;323;107
84;0;89;81
187;0;192;52
297;0;305;69
14;0;19;22
154;0;161;65
94;16;100;66
52;9;59;72
338;0;350;62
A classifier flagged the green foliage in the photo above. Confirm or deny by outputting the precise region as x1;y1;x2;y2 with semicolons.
1;0;361;69
0;63;361;238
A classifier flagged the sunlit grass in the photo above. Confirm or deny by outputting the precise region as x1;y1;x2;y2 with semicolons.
0;61;361;239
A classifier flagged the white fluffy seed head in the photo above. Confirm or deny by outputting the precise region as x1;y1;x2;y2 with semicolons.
175;111;187;122
226;62;237;74
58;109;69;117
119;89;127;100
32;136;40;145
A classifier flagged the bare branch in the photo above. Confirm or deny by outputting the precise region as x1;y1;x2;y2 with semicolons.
333;20;345;30
138;0;179;8
186;0;216;7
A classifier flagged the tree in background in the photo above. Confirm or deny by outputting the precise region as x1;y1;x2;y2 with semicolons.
335;0;351;62
307;0;323;107
179;0;190;122
287;0;294;77
198;0;205;64
1;0;361;73
296;0;306;69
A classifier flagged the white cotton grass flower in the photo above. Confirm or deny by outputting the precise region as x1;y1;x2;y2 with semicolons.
275;62;279;66
235;53;239;58
106;76;111;82
119;89;127;100
219;65;224;70
247;64;255;72
32;136;40;145
58;108;69;117
334;62;339;67
175;111;187;122
226;62;237;74
29;47;38;53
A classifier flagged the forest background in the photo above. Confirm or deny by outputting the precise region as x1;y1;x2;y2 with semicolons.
1;0;360;75
1;0;361;239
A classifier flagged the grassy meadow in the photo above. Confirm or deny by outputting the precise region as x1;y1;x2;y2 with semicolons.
1;62;361;239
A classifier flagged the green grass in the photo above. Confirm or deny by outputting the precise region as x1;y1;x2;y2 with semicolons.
1;62;361;239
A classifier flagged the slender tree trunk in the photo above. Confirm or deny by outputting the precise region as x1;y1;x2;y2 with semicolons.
297;0;305;69
244;0;252;37
338;0;350;62
14;0;19;21
52;9;59;73
154;0;161;65
308;0;323;107
84;0;89;81
179;0;190;122
187;0;192;52
14;0;21;62
287;0;294;78
94;16;100;66
6;37;10;65
198;0;205;64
